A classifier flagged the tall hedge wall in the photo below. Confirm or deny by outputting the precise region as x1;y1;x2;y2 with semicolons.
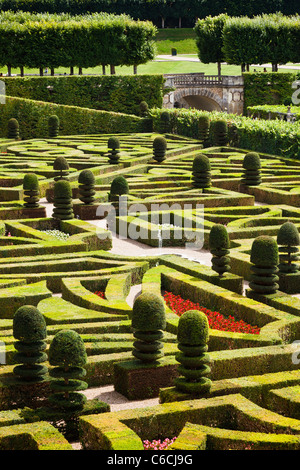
150;107;300;160
0;96;146;139
0;75;165;115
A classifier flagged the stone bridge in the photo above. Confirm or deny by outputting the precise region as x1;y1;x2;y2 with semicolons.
163;74;244;114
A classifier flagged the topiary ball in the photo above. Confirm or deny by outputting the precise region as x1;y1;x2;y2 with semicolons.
131;292;166;331
212;119;228;146
243;152;261;170
277;222;300;247
78;169;95;186
13;305;47;343
209;224;230;251
192;154;211;173
23;173;39;191
110;176;129;196
48;329;87;367
108;137;120;150
250;235;279;267
54;179;72;199
53;156;69;171
7;118;20;139
177;310;209;345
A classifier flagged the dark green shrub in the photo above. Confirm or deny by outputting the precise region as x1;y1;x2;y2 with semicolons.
131;292;166;363
174;310;212;395
249;235;279;294
48;329;88;412
7;118;19;139
109;175;129;216
192;154;211;188
241;152;262;186
198;115;210;143
153;136;167;163
139;101;149;117
277;222;300;273
160;111;171;133
48;115;59;138
52;179;74;220
53;156;69;181
209;224;231;276
23;173;40;208
13;305;48;383
107;136;121;164
211;119;228;146
78;170;96;205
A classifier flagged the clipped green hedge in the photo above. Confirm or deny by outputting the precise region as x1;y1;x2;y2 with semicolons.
247;104;300;121
1;75;164;116
0;96;146;139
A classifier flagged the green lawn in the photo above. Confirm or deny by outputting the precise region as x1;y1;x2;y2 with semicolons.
155;28;198;55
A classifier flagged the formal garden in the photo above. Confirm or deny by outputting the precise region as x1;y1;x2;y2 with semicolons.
0;0;300;455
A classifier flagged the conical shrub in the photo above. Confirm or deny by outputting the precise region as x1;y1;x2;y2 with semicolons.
107;137;121;164
192;154;211;188
249;235;279;294
209;224;230;276
23;173;40;208
277;222;300;273
241;152;262;186
7;118;19;139
198;115;210;142
13;305;48;383
78;170;96;205
48;115;60;138
211;119;228;146
131;292;166;363
52;179;74;220
174;310;212;395
153;136;167;163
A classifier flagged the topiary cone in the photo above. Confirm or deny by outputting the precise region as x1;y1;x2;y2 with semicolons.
23;173;40;208
78;169;96;205
277;222;300;273
107;137;121;164
174;310;212;395
48;329;88;412
209;224;231;276
153;136;167;163
52;179;74;220
7;118;20;140
192;154;211;188
131;292;166;363
48;115;60;138
249;235;279;295
198;115;210;142
211;119;228;146
241;152;262;186
13;305;48;383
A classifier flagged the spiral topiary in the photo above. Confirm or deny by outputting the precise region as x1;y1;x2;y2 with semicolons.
131;292;166;363
192;154;211;188
241;152;262;186
198;115;210;142
7;118;20;140
23;173;40;208
174;310;212;395
48;115;60;138
277;222;300;273
78;169;96;205
52;179;74;220
153;136;167;163
48;329;88;412
249;235;279;295
53;156;69;181
13;305;48;383
211;119;228;146
209;224;231;276
107;137;121;164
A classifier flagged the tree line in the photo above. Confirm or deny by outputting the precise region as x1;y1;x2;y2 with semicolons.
195;13;300;76
0;11;156;76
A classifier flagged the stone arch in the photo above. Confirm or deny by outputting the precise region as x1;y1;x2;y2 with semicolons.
173;87;225;111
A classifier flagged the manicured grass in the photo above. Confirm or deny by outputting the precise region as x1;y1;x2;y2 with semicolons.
155;28;198;55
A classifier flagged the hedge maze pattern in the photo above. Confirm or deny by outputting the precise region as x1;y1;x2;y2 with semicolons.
1;132;300;450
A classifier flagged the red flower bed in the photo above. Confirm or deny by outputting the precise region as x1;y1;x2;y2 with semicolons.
163;291;260;335
94;291;105;299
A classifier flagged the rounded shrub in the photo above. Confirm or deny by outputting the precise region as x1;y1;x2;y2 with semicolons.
139;101;149;117
211;119;228;146
48;115;60;138
160;111;171;133
23;173;40;208
107;137;121;164
241;152;262;186
209;224;231;276
110;175;129;197
13;305;48;383
52;179;74;220
131;292;166;363
153;136;167;163
249;235;279;295
48;329;88;412
53;156;69;181
277;222;300;273
192;154;211;188
174;310;212;395
78;169;96;205
198;115;210;142
7;118;20;140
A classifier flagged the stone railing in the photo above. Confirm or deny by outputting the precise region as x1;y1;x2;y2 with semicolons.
164;73;224;88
